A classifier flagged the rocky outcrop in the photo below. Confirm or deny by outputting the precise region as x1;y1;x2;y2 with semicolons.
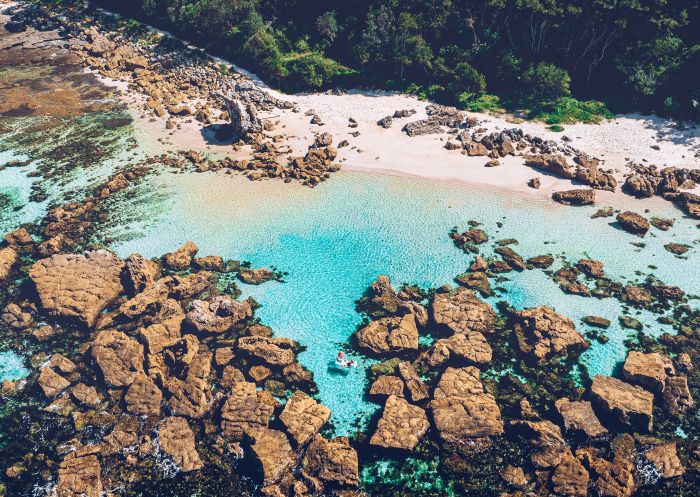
552;189;596;206
397;361;429;403
123;254;160;294
430;367;503;444
551;452;589;497
369;375;405;398
512;419;567;468
248;428;295;486
302;435;359;489
663;375;694;413
57;455;102;497
92;330;145;387
524;154;575;178
29;251;124;326
370;395;430;451
217;94;262;140
355;313;419;355
185;296;252;334
279;390;331;446
424;331;492;367
125;374;162;416
643;442;684;478
238;336;297;367
555;397;607;438
589;375;653;431
616;211;649;235
0;246;18;282
157;416;203;472
402;119;442;137
162;241;198;271
622;351;674;394
38;366;71;398
220;381;274;440
431;287;497;335
514;306;587;362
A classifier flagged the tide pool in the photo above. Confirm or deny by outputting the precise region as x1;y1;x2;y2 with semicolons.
0;351;29;383
114;169;700;435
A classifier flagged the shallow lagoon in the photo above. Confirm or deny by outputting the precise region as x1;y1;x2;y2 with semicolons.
114;169;699;434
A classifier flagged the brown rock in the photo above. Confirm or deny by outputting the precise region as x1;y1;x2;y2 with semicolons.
4;227;33;252
157;417;203;472
426;331;492;366
162;241;198;271
525;154;575;179
455;271;492;297
552;189;596;206
220;365;246;389
621;285;652;306
555;398;607;438
221;381;274;440
186;296;252;334
29;251;124;327
57;455;102;497
370;395;429;451
355;313;419;355
431;287;497;335
501;465;529;488
139;319;183;355
1;303;32;330
514;306;587;362
643;442;684;478
616;211;650;235
248;428;295;486
125;374;162;416
528;177;541;189
622;351;673;394
527;255;554;268
92;330;145;387
589;375;653;431
583;315;610;328
495;247;526;270
577;259;604;278
70;383;100;408
369;375;404;398
238;336;297;367
123;254;160;294
238;267;275;284
663;374;694;413
551;452;589;497
249;365;272;383
463;141;489;156
431;387;503;444
397;361;429;403
49;354;77;374
38;367;71;398
279;391;331;446
0;246;18;282
193;255;225;271
512;420;567;468
302;435;359;488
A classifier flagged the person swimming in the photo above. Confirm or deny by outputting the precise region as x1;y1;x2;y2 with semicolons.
335;351;356;368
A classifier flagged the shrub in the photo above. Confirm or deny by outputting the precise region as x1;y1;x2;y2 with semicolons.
523;62;571;101
283;52;346;91
457;93;502;113
529;97;613;124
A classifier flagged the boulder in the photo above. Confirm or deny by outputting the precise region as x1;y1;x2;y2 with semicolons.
589;375;653;431
162;241;198;270
512;420;567;468
369;375;404;398
92;330;145;387
434;367;483;398
248;428;295;486
157;417;203;472
370;395;429;451
524;154;575;178
514;306;587;362
221;381;274;440
238;336;297;367
57;455;102;497
431;391;503;444
186;296;252;334
577;259;604;278
501;465;529;489
29;251;124;327
454;272;492;297
302;435;359;488
616;211;649;235
0;246;18;282
527;255;554;268
70;383;100;408
4;227;33;252
426;331;492;366
139;319;183;355
125;374;162;416
397;361;429;403
663;375;694;413
123;254;160;294
495;247;526;270
355;314;419;355
238;267;274;285
555;398;607;438
643;442;684;478
431;287;497;335
193;255;225;271
621;285;652;306
623;174;657;198
622;351;673;394
279;390;331;446
552;189;596;206
166;375;210;419
551;452;589;497
38;367;70;398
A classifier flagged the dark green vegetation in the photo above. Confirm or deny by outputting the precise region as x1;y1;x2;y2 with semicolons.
51;0;699;122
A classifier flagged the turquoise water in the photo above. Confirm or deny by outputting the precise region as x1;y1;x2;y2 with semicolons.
0;351;29;382
114;169;700;434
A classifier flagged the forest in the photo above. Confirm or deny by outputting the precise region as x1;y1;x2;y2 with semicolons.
65;1;700;122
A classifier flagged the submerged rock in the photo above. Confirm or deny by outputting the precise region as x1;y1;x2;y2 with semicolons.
643;442;684;478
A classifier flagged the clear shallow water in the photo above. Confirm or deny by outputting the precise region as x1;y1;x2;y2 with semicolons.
114;169;700;434
0;351;29;382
